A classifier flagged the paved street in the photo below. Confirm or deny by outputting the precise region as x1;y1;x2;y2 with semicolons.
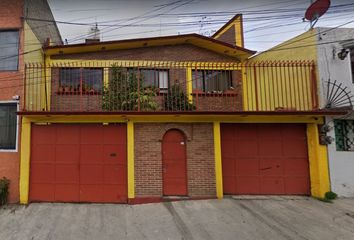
1;197;354;240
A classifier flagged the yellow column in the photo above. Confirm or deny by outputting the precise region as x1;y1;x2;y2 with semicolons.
186;67;193;103
20;117;31;204
127;121;135;199
307;123;330;198
213;122;223;199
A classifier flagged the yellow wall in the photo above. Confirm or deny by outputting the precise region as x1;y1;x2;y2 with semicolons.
244;30;318;111
307;123;330;198
23;21;45;111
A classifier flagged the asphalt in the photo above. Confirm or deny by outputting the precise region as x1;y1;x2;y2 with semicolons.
0;197;354;240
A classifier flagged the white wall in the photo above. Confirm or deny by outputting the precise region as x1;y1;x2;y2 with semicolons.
316;27;354;197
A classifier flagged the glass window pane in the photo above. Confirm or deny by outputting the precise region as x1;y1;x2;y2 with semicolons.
60;68;80;91
0;103;17;150
0;30;19;71
83;68;103;91
192;70;203;90
159;71;168;89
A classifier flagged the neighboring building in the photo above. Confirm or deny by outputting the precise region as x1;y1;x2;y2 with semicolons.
16;14;339;204
0;0;61;203
251;28;354;197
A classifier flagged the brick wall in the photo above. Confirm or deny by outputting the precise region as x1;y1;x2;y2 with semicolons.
216;27;236;46
134;123;216;198
51;44;239;62
0;0;23;203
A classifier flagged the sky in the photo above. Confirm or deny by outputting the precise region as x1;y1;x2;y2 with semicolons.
47;0;354;51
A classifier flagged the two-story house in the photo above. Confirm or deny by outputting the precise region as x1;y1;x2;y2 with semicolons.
0;0;61;203
16;14;343;204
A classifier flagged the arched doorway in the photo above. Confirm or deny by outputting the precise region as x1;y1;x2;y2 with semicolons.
162;129;187;196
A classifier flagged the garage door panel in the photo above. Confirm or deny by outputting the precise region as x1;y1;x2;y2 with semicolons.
223;176;235;194
30;163;55;183
284;158;309;176
30;184;55;201
55;164;79;183
80;185;103;202
235;158;259;175
80;145;104;163
30;124;127;203
103;165;126;184
283;141;308;157
104;125;126;144
259;141;282;156
261;177;284;194
236;177;260;194
260;158;282;176
236;140;259;157
55;145;80;163
31;145;55;163
56;126;80;144
32;125;56;144
222;157;235;176
80;165;103;184
103;145;126;163
102;185;127;202
284;177;310;194
80;126;104;144
221;123;309;195
55;184;80;202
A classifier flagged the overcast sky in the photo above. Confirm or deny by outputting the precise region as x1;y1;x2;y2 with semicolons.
47;0;354;51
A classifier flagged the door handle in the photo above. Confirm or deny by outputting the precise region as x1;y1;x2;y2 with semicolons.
260;167;272;171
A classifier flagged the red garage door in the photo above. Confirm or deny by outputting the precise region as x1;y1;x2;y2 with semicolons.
221;124;310;195
30;124;127;203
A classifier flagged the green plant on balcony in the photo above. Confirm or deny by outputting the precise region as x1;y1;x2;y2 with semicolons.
164;84;195;111
0;177;9;206
102;65;158;111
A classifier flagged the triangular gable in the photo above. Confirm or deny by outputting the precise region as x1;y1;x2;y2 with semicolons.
212;14;244;48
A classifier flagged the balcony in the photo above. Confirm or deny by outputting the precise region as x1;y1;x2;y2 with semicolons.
23;61;319;114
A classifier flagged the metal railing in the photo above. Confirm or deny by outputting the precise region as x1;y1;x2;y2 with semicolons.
23;60;318;113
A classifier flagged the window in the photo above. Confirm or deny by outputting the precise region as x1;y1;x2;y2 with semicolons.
128;68;169;90
192;70;233;93
0;103;17;150
0;30;19;71
59;68;103;93
334;120;354;151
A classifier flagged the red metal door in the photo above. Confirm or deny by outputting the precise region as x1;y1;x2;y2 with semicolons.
221;124;310;195
30;124;127;203
162;129;187;196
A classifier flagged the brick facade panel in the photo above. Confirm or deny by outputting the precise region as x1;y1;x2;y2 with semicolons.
134;123;216;198
51;44;238;62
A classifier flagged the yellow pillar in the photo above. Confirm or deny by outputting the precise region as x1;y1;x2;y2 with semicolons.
20;117;31;204
213;122;223;199
307;123;330;198
127;121;135;199
186;67;193;103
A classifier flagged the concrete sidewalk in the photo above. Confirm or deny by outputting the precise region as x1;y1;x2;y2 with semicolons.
1;197;354;240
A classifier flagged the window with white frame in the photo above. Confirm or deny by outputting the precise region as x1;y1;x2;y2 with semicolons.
128;68;169;90
0;30;19;71
334;120;354;151
0;103;17;150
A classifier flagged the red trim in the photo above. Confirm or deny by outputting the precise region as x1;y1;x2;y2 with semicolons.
45;33;256;55
128;196;217;205
17;110;350;116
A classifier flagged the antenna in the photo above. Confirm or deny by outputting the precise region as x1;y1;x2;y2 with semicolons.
304;0;331;28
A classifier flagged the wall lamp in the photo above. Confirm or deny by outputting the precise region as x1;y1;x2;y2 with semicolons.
338;48;349;60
